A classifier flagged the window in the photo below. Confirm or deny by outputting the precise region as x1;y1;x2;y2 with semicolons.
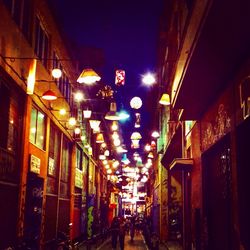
76;147;82;170
0;80;21;154
35;16;49;68
29;107;46;149
3;0;32;42
52;51;72;102
47;123;61;194
0;82;11;150
60;137;71;198
22;0;32;42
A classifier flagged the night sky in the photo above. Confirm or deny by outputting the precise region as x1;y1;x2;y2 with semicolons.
49;0;164;157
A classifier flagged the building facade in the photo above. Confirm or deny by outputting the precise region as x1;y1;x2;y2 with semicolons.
156;0;250;249
0;1;109;248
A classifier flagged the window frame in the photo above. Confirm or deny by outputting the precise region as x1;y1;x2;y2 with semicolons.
29;106;46;150
34;16;49;69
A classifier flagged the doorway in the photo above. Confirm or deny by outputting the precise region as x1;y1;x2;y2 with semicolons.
202;134;232;250
236;116;250;250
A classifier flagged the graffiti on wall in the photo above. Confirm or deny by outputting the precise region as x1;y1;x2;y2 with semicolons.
87;194;95;238
202;104;231;151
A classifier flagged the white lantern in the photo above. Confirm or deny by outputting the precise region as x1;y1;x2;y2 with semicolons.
130;97;142;109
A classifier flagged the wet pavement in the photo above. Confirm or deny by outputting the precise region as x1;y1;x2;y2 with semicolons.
78;232;170;250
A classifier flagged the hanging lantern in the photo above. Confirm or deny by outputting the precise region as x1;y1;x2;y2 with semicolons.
105;102;121;120
74;92;84;102
121;153;130;164
83;109;92;119
59;109;67;115
115;69;125;86
142;73;156;85
74;127;81;135
96;85;114;99
111;121;118;131
136;157;143;167
131;139;140;149
130;97;142;109
112;160;119;168
151;140;156;150
145;143;151;152
77;68;101;84
113;138;121;147
99;154;106;160
130;132;142;140
159;93;170;105
134;113;141;128
96;133;104;143
133;152;139;160
107;169;112;174
119;110;130;120
151;131;160;138
148;152;154;158
116;145;128;153
89;120;101;131
42;89;57;101
104;150;110;156
52;68;62;79
68;117;77;126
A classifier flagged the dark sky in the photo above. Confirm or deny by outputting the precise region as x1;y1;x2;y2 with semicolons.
49;0;163;156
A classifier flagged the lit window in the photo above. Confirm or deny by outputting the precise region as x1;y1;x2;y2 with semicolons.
29;107;46;149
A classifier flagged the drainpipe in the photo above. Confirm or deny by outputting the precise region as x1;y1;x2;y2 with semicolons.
55;133;64;236
181;120;191;250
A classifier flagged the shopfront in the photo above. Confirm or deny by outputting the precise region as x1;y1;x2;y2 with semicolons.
0;75;25;249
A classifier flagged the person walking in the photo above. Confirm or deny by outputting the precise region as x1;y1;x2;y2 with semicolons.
119;217;126;250
130;216;135;242
110;216;120;250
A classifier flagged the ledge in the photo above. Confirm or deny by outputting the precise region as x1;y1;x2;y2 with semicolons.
169;158;194;171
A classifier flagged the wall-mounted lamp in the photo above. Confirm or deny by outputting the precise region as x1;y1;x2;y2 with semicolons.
27;59;37;95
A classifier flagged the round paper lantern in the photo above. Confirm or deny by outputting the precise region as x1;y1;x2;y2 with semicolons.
130;97;142;109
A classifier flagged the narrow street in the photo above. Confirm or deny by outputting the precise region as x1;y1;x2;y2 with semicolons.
79;233;149;250
77;232;176;250
1;1;250;249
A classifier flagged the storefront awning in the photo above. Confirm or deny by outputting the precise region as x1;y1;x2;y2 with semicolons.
161;125;182;168
169;158;193;171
